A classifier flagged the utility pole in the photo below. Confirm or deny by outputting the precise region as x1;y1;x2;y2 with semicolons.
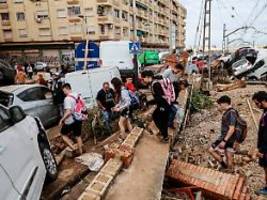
202;0;212;80
222;24;226;54
133;0;137;41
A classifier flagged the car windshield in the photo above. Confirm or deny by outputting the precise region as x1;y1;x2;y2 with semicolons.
253;60;265;71
0;91;13;107
232;60;247;69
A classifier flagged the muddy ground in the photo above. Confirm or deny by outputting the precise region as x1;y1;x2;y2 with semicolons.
173;85;266;199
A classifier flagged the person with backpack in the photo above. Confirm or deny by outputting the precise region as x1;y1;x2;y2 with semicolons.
208;95;247;171
111;77;133;139
163;63;184;128
59;83;87;155
252;91;267;195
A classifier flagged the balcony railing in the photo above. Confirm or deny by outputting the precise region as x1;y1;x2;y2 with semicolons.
2;20;11;26
98;15;114;24
0;3;8;9
66;0;79;5
68;17;81;23
96;0;119;6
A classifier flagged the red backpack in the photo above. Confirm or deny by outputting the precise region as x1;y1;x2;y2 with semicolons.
68;94;88;121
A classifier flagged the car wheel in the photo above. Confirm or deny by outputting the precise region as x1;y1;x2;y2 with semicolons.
39;142;58;181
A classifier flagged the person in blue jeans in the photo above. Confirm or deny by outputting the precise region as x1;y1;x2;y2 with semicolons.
252;91;267;196
96;82;115;134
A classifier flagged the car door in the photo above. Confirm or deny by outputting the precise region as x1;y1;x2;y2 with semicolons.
0;107;36;200
17;87;59;128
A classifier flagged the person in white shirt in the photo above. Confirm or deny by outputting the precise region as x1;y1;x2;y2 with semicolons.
59;83;83;155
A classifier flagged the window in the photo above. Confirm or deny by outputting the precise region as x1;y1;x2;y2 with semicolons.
99;24;105;34
69;24;82;33
67;6;81;16
19;29;27;37
253;60;265;71
16;12;25;21
123;28;128;37
122;11;128;21
0;108;10;132
58;26;68;35
39;28;51;36
3;30;12;39
114;9;120;18
57;9;66;18
1;13;9;20
115;26;120;35
87;25;95;35
36;11;49;20
17;87;49;102
0;92;13;107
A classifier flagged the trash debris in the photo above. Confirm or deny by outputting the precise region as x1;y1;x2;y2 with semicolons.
216;80;246;92
75;153;104;172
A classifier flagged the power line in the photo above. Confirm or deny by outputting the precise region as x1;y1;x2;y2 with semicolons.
194;0;205;49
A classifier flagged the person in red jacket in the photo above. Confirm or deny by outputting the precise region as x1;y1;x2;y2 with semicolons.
125;77;136;92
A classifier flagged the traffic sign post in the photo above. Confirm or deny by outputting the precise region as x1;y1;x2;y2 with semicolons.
129;41;141;87
75;42;100;71
129;42;141;55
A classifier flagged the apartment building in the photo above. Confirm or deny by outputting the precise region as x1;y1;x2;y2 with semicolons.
0;0;186;49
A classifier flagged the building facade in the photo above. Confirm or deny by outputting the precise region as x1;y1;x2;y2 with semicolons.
0;0;186;49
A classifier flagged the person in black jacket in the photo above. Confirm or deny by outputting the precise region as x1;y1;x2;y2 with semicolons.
252;91;267;196
152;81;171;143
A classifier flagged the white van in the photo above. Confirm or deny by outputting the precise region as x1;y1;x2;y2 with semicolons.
64;66;121;108
100;41;138;77
247;57;267;80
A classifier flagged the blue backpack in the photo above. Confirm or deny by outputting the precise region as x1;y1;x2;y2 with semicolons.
128;91;140;109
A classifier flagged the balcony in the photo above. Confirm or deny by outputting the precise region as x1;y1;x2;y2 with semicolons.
98;15;114;24
99;33;114;40
70;35;83;41
68;16;81;23
66;0;79;5
97;0;119;7
0;3;8;9
2;20;11;26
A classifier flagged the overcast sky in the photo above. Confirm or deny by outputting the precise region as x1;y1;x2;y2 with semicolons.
179;0;267;48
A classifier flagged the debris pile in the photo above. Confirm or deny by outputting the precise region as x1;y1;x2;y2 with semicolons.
166;160;251;200
171;85;266;199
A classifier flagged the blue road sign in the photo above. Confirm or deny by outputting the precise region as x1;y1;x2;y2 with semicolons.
75;42;100;70
129;42;141;54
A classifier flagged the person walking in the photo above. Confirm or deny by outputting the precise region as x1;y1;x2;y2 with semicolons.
163;63;184;128
26;64;33;79
208;95;239;171
252;91;267;195
111;77;132;139
152;80;171;143
59;83;84;155
96;82;115;134
53;81;65;117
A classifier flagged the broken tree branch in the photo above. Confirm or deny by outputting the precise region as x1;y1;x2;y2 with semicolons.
246;98;258;131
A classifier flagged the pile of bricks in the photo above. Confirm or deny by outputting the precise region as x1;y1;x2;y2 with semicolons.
166;160;251;200
78;127;144;200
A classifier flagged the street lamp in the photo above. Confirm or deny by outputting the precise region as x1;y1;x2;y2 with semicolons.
78;15;89;70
